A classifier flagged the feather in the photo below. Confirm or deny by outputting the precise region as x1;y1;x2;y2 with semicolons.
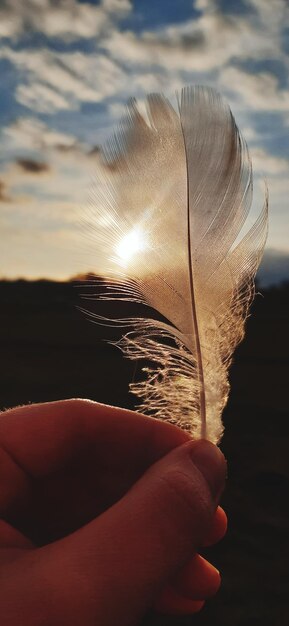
82;86;268;443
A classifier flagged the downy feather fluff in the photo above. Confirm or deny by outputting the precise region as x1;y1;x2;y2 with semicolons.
83;86;268;444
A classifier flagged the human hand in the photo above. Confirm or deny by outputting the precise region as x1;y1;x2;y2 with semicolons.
0;399;227;626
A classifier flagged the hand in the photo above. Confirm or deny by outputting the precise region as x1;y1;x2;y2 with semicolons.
0;399;227;626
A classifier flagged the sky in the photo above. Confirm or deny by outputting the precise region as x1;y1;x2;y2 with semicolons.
0;0;288;283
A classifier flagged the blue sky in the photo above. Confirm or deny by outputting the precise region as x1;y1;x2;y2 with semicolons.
0;0;288;281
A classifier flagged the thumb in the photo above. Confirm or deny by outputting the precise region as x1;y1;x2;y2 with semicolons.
42;440;226;626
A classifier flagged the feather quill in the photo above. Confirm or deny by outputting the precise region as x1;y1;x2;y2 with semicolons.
83;86;268;443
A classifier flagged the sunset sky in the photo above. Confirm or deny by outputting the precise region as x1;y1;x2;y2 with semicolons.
0;0;288;283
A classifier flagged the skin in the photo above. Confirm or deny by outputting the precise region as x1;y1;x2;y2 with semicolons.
0;399;227;626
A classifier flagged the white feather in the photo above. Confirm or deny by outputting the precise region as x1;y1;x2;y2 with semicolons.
82;86;268;443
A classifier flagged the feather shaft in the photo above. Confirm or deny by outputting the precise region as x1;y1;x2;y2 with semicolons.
181;114;207;439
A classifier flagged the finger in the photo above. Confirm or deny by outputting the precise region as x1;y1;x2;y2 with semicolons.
160;508;226;606
173;554;221;599
202;506;227;547
0;400;190;517
154;554;220;613
33;440;226;625
154;586;205;615
0;400;190;477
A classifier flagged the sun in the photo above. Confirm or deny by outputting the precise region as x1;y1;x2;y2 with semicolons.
116;229;146;262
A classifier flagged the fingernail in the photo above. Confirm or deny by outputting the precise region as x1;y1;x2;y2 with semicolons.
189;440;226;501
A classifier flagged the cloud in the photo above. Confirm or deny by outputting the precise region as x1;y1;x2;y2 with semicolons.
1;117;91;178
102;1;281;73
251;147;289;175
0;125;97;211
246;0;289;31
0;46;128;112
241;126;259;141
16;82;72;113
3;117;82;153
197;0;289;31
0;45;183;116
0;0;132;41
16;158;50;174
1;0;287;118
220;66;289;111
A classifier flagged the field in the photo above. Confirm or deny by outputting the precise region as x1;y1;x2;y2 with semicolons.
0;279;288;626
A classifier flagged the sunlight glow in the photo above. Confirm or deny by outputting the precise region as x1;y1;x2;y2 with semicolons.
116;229;146;262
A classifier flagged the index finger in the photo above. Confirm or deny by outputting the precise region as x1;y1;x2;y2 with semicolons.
0;399;191;478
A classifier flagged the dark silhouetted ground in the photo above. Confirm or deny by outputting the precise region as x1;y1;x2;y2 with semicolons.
0;279;288;626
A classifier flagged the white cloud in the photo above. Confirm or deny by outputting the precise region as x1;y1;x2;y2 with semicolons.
133;72;166;93
102;2;281;73
107;101;126;119
251;147;289;175
102;0;131;11
2;117;83;154
246;0;289;30
194;0;214;10
16;83;72;113
220;66;289;111
0;47;127;112
0;117;98;225
0;0;132;41
241;126;259;141
1;0;287;117
0;44;185;115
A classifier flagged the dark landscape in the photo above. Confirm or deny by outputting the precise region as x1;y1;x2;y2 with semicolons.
0;279;288;626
